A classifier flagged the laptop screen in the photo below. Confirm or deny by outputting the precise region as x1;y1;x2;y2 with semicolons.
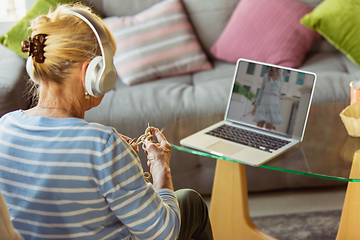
225;59;317;141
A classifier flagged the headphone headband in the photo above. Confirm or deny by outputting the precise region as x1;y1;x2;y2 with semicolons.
63;9;116;97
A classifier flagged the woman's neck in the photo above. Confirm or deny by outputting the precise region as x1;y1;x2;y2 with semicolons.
26;82;85;119
271;74;278;81
36;104;79;118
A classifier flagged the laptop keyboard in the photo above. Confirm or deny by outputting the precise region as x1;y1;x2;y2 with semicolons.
206;124;291;153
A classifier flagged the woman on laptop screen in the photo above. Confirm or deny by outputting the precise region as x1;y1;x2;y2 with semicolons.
252;67;284;130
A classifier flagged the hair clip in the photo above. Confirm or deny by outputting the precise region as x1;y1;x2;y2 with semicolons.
21;34;47;63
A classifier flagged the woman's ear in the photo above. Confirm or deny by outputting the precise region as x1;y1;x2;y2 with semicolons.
80;60;91;89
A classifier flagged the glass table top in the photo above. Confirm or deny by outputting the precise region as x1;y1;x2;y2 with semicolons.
162;102;360;182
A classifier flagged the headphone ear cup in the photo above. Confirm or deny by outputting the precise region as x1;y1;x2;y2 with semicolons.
85;56;103;97
26;57;39;84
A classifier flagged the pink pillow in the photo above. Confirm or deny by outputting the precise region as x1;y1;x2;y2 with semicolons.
210;0;321;68
104;0;212;85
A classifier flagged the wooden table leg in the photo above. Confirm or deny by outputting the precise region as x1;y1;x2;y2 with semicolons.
209;159;277;240
336;150;360;240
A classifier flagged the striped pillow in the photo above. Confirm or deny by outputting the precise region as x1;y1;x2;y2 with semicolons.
104;0;212;85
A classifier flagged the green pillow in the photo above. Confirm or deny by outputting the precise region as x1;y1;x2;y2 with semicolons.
300;0;360;66
0;0;74;58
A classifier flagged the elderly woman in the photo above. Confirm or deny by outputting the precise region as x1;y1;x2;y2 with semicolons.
0;4;212;240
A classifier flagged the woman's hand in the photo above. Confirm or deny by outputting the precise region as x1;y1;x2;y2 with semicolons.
120;134;139;154
144;128;173;191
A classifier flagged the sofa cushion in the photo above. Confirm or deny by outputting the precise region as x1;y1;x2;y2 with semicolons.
180;0;241;59
0;0;73;58
0;44;29;115
300;52;356;104
301;0;360;67
103;0;212;85
210;0;321;68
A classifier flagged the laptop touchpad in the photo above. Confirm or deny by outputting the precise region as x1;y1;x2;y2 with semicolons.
206;141;244;156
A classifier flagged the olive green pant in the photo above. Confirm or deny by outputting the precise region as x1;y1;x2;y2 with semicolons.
175;189;214;240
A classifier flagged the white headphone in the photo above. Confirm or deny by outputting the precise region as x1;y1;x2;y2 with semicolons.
26;8;116;98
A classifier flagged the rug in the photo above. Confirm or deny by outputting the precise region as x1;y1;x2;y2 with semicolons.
251;210;341;240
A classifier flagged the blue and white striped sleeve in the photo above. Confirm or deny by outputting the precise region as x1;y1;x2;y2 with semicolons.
95;131;180;240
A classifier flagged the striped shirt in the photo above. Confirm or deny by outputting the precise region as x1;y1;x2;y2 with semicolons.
0;110;180;240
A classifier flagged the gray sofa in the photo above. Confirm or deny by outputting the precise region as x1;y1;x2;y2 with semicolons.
1;0;357;195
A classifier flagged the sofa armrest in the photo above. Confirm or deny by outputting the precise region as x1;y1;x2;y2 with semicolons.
0;44;30;116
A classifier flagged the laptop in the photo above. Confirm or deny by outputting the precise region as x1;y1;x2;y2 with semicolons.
180;58;317;166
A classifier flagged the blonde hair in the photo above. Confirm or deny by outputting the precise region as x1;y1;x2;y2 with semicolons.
29;3;116;85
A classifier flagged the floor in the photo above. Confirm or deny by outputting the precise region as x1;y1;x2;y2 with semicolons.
203;185;347;217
